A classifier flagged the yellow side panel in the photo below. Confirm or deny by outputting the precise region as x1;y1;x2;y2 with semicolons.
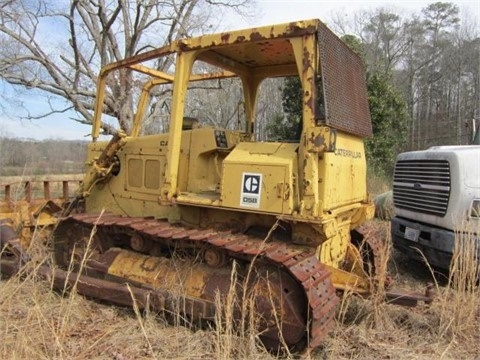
85;133;190;219
126;155;164;193
221;142;297;214
221;164;287;213
319;131;368;211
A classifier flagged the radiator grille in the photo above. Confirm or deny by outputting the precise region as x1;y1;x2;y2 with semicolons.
393;159;450;216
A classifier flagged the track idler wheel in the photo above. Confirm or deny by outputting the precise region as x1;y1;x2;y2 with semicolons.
203;247;227;268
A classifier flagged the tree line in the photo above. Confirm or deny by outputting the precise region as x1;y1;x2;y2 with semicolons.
268;3;479;175
334;2;479;149
0;1;478;178
0;138;87;176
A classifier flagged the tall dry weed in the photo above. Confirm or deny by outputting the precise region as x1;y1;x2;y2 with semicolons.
1;221;264;359
212;260;284;359
438;222;479;342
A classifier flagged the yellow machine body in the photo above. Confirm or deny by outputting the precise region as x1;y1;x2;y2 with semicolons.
82;19;374;275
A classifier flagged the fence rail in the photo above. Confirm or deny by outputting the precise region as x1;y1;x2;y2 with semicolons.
0;175;83;203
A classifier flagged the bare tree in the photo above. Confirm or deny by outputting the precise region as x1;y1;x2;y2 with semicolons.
418;2;459;144
396;16;427;149
362;9;412;74
0;0;251;134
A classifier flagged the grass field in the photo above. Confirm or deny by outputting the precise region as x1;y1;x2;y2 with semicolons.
1;221;478;359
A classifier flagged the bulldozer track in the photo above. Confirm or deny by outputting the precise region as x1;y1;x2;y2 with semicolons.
55;213;339;351
353;223;389;280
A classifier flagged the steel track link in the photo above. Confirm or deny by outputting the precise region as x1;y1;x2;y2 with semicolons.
56;213;339;351
352;223;390;283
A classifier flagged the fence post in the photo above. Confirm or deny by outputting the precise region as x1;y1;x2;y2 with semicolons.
25;181;32;203
62;181;69;199
44;181;51;200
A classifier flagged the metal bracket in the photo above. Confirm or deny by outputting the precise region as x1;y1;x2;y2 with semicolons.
306;126;337;153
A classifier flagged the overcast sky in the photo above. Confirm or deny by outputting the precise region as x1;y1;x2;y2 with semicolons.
1;0;478;140
248;0;478;27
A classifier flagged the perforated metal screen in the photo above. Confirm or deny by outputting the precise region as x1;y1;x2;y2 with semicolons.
317;22;372;138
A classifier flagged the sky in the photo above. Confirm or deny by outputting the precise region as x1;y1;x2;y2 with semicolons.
0;0;478;141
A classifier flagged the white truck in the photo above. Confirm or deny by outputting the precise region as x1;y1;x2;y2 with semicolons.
391;133;480;270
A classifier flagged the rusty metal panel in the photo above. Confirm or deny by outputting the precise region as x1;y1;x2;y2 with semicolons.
172;229;200;240
142;223;170;235
223;236;257;253
114;217;145;226
130;221;162;231
74;213;110;223
317;22;372;137
312;293;338;320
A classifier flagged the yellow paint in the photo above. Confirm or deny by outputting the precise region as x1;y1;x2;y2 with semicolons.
327;265;370;294
107;250;206;299
221;142;297;214
318;224;351;269
162;51;197;201
318;131;369;212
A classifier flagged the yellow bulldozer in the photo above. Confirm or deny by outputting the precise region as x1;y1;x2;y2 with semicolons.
0;19;433;352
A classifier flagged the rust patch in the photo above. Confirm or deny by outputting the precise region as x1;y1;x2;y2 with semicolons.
221;33;230;43
234;35;246;43
302;46;312;70
310;132;326;149
0;222;17;243
249;31;267;42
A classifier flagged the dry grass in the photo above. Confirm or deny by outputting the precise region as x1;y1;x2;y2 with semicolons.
1;220;479;359
0;273;275;360
0;275;226;360
437;223;479;347
211;262;272;360
0;225;274;360
322;221;479;360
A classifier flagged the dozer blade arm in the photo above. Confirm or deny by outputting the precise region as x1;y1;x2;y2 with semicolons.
77;130;126;198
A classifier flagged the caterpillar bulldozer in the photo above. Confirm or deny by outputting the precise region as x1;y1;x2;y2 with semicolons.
0;19;434;352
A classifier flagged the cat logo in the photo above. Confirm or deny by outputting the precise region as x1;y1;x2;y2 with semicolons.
240;173;262;208
243;175;260;194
